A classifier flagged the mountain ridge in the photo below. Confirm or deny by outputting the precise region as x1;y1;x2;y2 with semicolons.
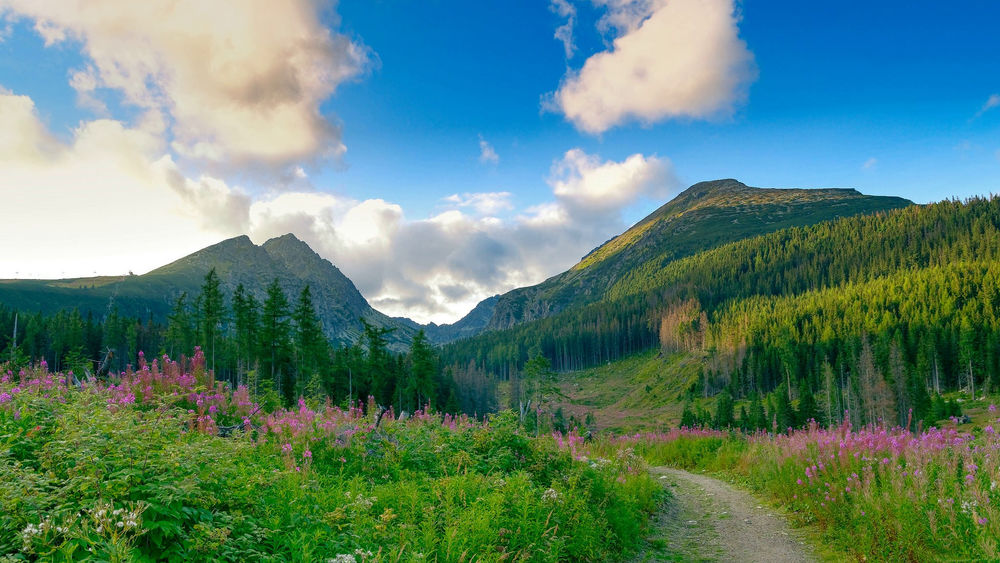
460;179;912;332
0;180;914;349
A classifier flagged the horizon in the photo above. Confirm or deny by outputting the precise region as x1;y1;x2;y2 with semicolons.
0;0;998;323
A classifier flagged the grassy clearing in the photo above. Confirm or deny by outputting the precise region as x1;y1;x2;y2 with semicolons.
550;351;704;432
0;355;661;562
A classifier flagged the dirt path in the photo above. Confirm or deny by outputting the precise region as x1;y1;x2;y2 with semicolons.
632;467;816;563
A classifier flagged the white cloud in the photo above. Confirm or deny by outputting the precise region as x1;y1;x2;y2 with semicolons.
862;157;877;170
442;192;514;215
0;88;245;278
0;0;369;167
478;135;499;164
975;94;1000;119
550;0;577;58
549;148;676;211
242;148;677;323
551;0;756;134
0;83;680;323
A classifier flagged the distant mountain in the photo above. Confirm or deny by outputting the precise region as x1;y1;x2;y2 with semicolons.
0;234;416;349
0;180;914;352
456;179;912;332
407;295;501;344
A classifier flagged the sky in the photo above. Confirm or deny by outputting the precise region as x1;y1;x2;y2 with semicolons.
0;0;998;324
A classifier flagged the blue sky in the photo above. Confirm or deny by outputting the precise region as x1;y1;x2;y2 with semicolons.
0;0;998;322
327;0;1000;216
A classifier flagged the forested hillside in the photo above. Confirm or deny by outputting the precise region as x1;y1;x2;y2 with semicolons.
0;270;481;415
0;234;416;349
480;179;911;331
443;196;1000;426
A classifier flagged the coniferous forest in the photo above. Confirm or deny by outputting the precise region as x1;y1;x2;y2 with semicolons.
441;196;1000;426
0;271;489;415
6;196;1000;429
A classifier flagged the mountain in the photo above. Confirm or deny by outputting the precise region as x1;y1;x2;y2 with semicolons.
0;234;416;349
450;179;912;333
408;295;501;344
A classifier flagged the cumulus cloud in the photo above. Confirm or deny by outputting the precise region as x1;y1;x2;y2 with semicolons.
0;81;679;323
549;148;675;212
478;135;499;164
0;88;246;278
550;0;756;134
242;148;678;323
0;0;368;167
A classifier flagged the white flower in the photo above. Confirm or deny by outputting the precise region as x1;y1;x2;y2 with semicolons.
542;488;561;502
328;555;356;563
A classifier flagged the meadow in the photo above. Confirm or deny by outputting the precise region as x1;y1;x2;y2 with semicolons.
5;351;998;562
0;352;659;562
565;414;1000;561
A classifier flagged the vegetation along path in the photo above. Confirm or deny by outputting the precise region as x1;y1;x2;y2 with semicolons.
634;467;816;563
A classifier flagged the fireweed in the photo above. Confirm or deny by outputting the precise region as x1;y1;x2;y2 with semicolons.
0;355;660;561
556;416;1000;561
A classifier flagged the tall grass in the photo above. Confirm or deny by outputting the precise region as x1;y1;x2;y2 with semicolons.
557;416;1000;561
0;353;660;561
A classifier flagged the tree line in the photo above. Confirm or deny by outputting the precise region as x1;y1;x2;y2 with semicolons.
0;269;496;415
442;196;1000;428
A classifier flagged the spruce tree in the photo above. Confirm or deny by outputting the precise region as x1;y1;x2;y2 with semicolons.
197;268;225;373
260;279;292;405
293;285;327;398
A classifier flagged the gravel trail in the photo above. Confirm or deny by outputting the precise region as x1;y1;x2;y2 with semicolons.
632;467;817;562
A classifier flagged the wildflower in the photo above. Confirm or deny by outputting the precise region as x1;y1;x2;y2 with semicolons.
281;443;293;454
979;517;988;525
303;449;312;459
542;488;561;502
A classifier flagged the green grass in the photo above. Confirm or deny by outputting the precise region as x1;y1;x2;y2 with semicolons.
577;415;1000;562
547;350;709;432
0;364;662;562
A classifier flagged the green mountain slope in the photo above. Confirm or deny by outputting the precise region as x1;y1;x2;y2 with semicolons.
0;234;415;348
447;195;1000;430
441;195;1000;378
481;179;911;331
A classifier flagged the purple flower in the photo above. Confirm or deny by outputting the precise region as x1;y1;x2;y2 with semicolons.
303;449;312;459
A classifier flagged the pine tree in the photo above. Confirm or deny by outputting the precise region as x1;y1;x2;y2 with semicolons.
713;389;735;429
362;319;395;406
197;268;225;373
796;379;818;426
232;284;260;386
749;394;767;431
260;279;292;405
165;293;193;357
680;401;697;428
406;330;436;411
774;383;796;432
293;285;327;398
